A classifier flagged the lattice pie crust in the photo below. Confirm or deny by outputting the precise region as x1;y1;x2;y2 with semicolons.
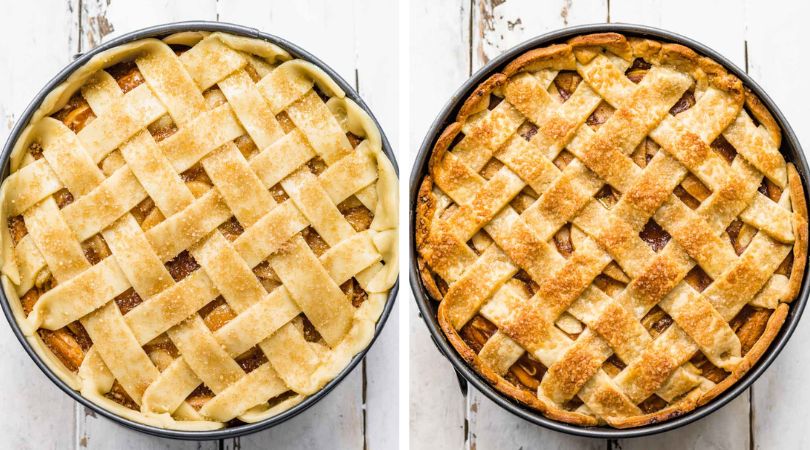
0;31;397;430
416;33;807;428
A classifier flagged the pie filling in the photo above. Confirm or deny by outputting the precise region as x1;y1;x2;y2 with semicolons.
6;39;387;424
419;36;806;427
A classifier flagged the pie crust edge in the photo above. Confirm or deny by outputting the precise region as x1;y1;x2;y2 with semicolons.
0;31;399;430
415;32;808;429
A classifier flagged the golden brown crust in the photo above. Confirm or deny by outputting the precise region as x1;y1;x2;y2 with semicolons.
415;176;444;301
569;32;632;63
698;303;788;406
457;74;507;120
786;163;808;302
415;31;807;429
744;88;782;147
427;122;462;180
502;44;574;78
415;177;435;246
437;299;599;427
606;391;702;428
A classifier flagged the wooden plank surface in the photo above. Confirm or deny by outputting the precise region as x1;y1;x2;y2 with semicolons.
409;0;806;449
0;1;397;449
609;0;746;68
77;0;218;51
223;374;365;450
0;3;83;450
354;1;401;446
471;0;608;67
619;395;750;450
3;0;810;448
408;0;470;448
744;0;810;448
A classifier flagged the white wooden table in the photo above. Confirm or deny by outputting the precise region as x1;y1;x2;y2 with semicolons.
0;1;397;449
409;0;810;449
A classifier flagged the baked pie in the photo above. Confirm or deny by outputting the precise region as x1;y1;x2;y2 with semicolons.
0;31;397;430
416;32;807;428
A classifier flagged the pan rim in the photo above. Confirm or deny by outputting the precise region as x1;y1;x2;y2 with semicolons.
0;20;399;441
409;22;809;439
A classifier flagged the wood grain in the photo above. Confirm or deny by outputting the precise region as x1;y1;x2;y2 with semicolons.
745;0;810;448
409;0;471;448
0;2;80;449
2;0;808;448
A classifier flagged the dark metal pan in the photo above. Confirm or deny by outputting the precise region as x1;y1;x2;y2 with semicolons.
409;22;809;439
0;21;398;441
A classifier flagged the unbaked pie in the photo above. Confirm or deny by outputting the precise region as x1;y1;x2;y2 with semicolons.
0;31;397;430
416;32;806;428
